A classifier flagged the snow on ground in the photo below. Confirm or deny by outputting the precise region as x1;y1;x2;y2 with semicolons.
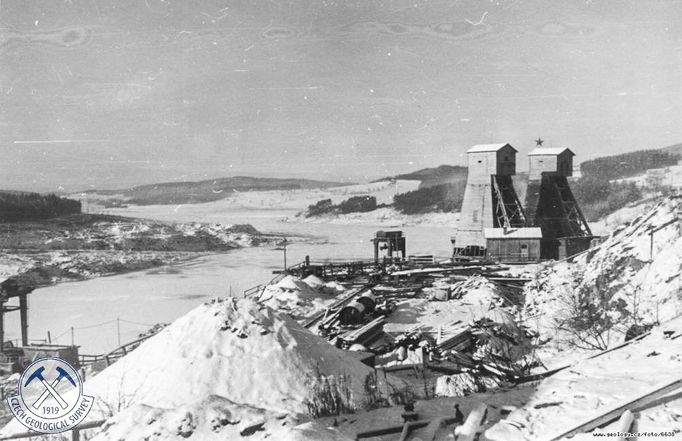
223;179;420;208
91;398;354;441
294;206;459;227
589;196;661;236
0;255;33;281
612;163;682;189
523;196;682;364
258;275;343;319
1;297;395;439
385;276;511;335
86;220;265;249
88;180;421;212
484;315;682;441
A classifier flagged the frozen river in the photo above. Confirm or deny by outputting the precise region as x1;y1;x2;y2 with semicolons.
6;202;455;354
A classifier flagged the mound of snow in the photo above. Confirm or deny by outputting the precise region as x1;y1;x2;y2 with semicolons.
322;281;346;294
524;196;682;359
1;298;388;438
275;275;315;293
303;274;325;289
259;275;336;318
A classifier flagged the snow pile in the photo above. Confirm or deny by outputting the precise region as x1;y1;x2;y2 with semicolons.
484;316;682;441
323;280;346;294
259;275;337;318
523;196;682;358
1;298;383;439
303;274;325;289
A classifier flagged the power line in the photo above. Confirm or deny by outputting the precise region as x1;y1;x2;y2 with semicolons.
73;319;117;330
119;319;156;327
50;317;158;345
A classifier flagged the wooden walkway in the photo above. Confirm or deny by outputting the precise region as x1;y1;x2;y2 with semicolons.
79;329;163;369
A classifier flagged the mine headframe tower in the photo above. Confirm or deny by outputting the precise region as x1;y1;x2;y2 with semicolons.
452;143;527;258
526;147;593;259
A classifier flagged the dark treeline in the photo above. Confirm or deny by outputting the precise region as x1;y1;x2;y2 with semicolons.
306;196;378;217
572;149;678;221
572;177;642;221
393;182;465;214
580;150;679;181
0;192;81;222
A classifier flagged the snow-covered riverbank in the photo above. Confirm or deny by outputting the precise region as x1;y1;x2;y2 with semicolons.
291;206;459;227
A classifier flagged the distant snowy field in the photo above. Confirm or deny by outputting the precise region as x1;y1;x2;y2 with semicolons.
83;179;421;211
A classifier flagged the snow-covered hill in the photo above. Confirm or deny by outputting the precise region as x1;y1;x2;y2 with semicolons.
1;298;397;440
485;315;682;440
523;196;682;363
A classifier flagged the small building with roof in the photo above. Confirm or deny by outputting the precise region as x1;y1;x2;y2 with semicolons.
528;147;574;180
466;143;518;179
484;227;542;263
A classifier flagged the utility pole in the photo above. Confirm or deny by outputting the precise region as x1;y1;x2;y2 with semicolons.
117;317;121;347
71;327;74;347
282;238;288;271
276;238;289;272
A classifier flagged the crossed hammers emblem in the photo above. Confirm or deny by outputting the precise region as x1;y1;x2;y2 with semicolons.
24;366;77;410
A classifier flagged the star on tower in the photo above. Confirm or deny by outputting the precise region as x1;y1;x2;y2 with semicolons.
535;138;544;146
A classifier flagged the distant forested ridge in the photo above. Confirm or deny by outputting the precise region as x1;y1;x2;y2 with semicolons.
573;148;679;221
580;150;680;181
92;176;346;205
0;192;81;222
572;178;642;221
374;165;468;188
393;182;465;214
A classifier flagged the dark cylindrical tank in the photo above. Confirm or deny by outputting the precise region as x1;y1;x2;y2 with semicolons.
356;292;376;312
339;301;365;325
339;293;377;325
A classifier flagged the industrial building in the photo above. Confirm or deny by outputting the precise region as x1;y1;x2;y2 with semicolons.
453;143;593;263
484;227;542;263
525;146;593;259
452;143;528;258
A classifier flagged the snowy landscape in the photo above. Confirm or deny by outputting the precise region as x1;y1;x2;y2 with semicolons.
1;165;681;440
2;1;682;440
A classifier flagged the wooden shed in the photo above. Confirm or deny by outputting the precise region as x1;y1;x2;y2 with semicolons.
484;227;542;263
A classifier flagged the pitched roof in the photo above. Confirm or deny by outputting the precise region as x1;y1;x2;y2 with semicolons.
528;147;575;156
467;143;517;153
484;227;543;239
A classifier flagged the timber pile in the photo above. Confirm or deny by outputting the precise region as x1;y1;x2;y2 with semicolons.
338;316;386;350
429;316;537;397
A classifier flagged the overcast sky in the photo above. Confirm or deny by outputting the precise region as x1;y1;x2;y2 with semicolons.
1;0;681;192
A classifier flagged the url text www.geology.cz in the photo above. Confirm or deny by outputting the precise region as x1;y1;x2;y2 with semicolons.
593;431;678;438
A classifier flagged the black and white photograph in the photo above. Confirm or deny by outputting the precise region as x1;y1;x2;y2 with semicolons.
1;0;682;439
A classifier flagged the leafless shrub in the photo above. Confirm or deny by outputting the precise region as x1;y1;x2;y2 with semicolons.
305;368;355;418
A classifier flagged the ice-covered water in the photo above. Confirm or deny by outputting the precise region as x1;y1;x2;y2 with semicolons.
6;203;454;354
